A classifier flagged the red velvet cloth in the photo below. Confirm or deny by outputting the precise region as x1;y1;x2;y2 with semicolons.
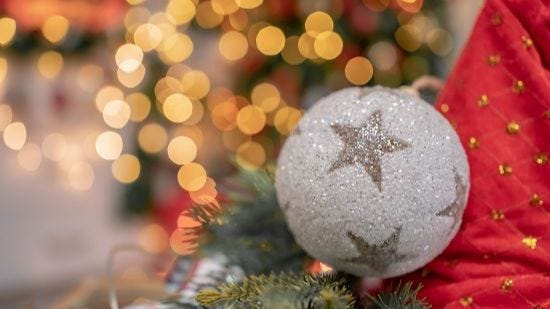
392;1;550;308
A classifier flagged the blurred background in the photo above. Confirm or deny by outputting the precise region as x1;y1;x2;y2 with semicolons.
0;0;482;307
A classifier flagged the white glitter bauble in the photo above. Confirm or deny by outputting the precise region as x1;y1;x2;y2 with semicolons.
275;87;469;278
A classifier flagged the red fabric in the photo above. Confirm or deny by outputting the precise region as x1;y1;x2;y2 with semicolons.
392;1;550;308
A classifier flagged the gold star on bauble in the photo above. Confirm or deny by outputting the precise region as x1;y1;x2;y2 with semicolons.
437;170;468;232
344;227;411;274
329;110;410;191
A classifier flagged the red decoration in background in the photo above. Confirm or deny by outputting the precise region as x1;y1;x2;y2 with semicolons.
154;190;193;234
2;0;126;32
390;0;550;307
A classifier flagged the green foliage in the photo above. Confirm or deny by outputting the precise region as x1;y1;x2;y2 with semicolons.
196;272;355;309
366;282;430;309
198;166;307;275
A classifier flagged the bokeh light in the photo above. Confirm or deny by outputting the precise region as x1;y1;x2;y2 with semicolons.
305;11;334;37
102;100;131;129
282;36;305;65
126;92;151;122
167;136;197;165
427;29;453;56
17;143;42;172
95;86;124;112
274;107;302;135
236;0;262;9
0;17;16;46
368;41;398;70
236;141;265;170
41;15;69;44
139;224;169;254
3;122;26;150
117;64;146;88
77;64;104;93
159;33;193;64
345;56;374;85
314;31;343;60
237;105;266;135
37;51;64;79
196;1;224;29
163;93;193;123
0;57;7;84
166;0;196;25
180;70;211;100
219;31;248;61
115;43;143;73
189;177;217;204
112;154;141;183
68;162;94;191
95;131;123;160
138;123;168;154
251;83;280;112
0;104;13;131
256;26;285;56
177;162;207;191
211;0;239;15
133;23;163;52
42;133;67;162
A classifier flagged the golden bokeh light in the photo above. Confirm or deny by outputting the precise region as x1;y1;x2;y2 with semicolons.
236;0;262;9
139;224;169;254
298;33;318;59
0;57;7;84
37;51;63;79
126;92;151;122
127;0;146;4
125;7;151;30
103;100;131;129
133;23;163;52
189;177;217;205
41;15;70;44
115;43;143;73
3;122;26;150
256;26;285;56
228;10;248;31
395;24;422;52
211;101;239;131
77;64;104;93
167;136;197;165
345;56;374;85
17;143;42;172
95;131;123;160
236;105;266;135
138;123;168;154
0;104;13;131
0;17;16;46
174;125;204;149
222;129;250;151
314;31;343;60
219;31;248;61
68;162;94;191
236;141;265;170
183;100;204;125
427;28;453;56
274;106;302;135
117;64;146;88
159;33;193;64
180;70;211;99
95;85;124;112
170;227;198;255
166;0;196;25
282;36;305;65
112;154;141;183
211;0;239;15
42;133;67;162
163;93;193;123
251;83;280;112
154;76;183;103
305;11;334;37
196;1;224;29
177;162;207;191
368;41;398;70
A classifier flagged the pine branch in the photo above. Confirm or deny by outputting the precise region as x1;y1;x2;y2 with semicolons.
366;282;430;309
196;272;355;309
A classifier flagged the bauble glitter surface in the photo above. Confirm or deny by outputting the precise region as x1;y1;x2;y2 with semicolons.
275;87;470;278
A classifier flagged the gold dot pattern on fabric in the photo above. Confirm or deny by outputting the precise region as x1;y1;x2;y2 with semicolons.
477;95;489;107
506;121;520;134
522;236;537;249
468;137;480;149
498;164;512;175
534;153;548;165
521;35;533;48
491;209;505;221
513;80;525;93
530;194;543;207
487;54;500;66
544;110;550;119
500;278;513;292
459;296;473;307
440;104;449;113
